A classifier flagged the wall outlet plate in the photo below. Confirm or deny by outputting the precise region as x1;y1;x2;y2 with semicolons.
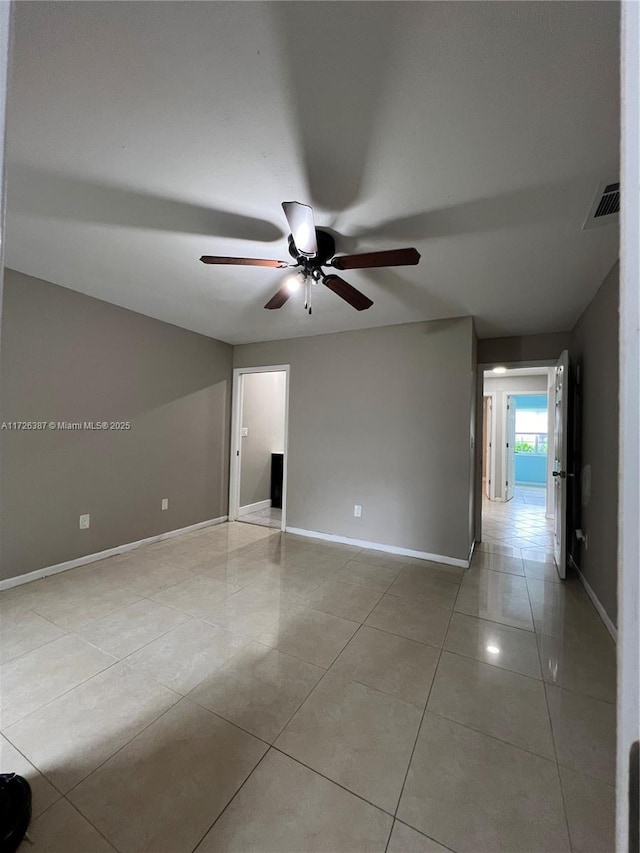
79;513;90;529
354;505;362;518
241;427;249;437
161;498;169;511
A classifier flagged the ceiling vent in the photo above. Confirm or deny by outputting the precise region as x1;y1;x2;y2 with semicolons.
583;181;620;230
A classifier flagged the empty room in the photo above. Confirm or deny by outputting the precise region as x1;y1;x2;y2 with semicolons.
0;3;638;853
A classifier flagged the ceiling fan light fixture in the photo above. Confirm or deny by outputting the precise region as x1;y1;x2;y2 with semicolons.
285;271;305;293
282;201;318;257
200;200;421;315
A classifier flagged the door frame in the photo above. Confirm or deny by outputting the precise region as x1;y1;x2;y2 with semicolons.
553;350;569;578
502;393;517;502
483;393;498;501
546;367;556;519
617;3;640;848
476;361;557;541
229;364;290;532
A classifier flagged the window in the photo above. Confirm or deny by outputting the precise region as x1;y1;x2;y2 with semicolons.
515;408;548;455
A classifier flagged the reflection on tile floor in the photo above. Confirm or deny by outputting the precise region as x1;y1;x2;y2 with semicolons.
0;492;615;852
240;506;282;529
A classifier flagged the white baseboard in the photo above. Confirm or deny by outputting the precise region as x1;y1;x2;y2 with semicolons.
569;555;618;642
285;526;469;568
238;499;271;518
0;515;229;591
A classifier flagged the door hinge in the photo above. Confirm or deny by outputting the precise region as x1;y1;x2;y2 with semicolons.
236;450;240;457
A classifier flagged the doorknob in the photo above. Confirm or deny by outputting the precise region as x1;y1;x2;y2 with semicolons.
552;470;567;478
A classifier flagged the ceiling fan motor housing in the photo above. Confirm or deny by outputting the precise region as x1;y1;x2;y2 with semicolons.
288;229;336;272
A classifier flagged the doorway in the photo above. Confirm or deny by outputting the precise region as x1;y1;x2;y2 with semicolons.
480;365;556;556
229;365;289;531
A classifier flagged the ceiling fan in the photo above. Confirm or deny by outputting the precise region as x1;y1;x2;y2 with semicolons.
200;202;420;314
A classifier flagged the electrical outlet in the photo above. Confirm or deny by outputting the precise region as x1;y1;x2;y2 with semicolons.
161;498;169;511
241;427;248;437
354;505;362;518
79;513;90;530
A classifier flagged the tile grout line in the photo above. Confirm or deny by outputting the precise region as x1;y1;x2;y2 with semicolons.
62;693;237;807
5;672;184;799
437;642;543;681
187;744;337;853
384;595;458;853
541;678;574;850
269;744;398;819
422;704;559;766
0;628;71;668
64;797;122;852
483;501;586;852
1;653;122;733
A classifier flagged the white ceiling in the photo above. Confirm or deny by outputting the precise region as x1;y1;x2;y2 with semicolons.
5;1;620;345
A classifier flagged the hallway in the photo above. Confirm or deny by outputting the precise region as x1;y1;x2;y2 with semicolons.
471;487;616;851
481;485;554;554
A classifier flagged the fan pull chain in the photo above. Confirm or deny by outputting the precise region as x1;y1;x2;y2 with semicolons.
305;277;312;314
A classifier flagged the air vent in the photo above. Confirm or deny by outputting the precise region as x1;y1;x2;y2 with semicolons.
583;181;620;230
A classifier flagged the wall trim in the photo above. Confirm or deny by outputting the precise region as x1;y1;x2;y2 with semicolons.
238;499;271;517
285;526;469;568
468;539;476;566
569;555;618;642
0;515;229;591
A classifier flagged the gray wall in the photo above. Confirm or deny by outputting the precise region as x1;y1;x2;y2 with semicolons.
570;262;619;625
1;270;233;580
234;318;476;562
0;4;9;579
478;331;570;365
240;371;286;508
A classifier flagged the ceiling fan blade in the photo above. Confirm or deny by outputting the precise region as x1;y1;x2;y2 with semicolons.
331;247;420;270
200;256;289;268
264;285;293;310
323;275;373;311
282;201;318;257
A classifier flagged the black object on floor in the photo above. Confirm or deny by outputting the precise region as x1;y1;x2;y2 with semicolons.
271;452;284;509
0;774;32;853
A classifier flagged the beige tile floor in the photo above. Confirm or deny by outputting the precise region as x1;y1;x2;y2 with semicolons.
0;488;615;852
240;507;282;529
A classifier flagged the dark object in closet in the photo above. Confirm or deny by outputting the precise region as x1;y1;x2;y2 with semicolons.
271;453;284;509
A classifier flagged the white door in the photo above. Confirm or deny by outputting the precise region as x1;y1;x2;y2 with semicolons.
553;350;569;578
504;395;516;502
483;396;493;498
